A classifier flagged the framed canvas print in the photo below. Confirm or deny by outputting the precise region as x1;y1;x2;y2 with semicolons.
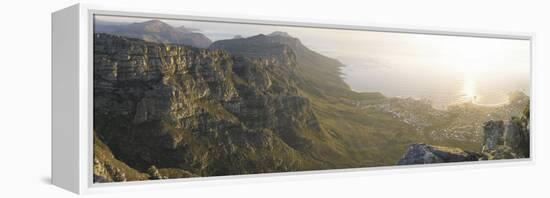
52;4;534;194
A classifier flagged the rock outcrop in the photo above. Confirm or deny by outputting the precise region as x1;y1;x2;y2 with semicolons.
397;144;480;165
481;120;505;152
93;132;149;183
481;105;530;159
397;105;530;165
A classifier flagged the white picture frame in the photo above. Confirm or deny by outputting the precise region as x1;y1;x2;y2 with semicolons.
52;3;535;194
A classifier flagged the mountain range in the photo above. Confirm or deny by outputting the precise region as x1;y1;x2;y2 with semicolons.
92;20;529;182
95;19;212;48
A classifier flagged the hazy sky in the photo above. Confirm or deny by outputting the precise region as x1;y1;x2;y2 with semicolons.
96;15;531;108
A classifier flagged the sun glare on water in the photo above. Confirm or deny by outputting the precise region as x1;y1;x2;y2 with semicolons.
462;73;477;103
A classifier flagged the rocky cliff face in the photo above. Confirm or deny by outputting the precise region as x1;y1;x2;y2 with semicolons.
209;33;352;98
93;33;338;181
481;106;530;160
397;105;530;165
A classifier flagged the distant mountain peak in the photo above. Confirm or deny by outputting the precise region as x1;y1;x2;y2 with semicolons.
246;32;299;45
129;20;172;32
176;26;201;33
269;31;293;38
138;19;169;27
95;19;212;48
176;25;186;29
143;19;163;24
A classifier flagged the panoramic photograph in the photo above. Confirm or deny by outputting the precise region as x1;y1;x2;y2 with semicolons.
92;15;531;183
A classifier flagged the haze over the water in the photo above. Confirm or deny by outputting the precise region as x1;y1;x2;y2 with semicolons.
97;16;531;109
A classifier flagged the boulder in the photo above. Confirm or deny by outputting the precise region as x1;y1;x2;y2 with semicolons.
504;120;521;151
397;143;480;165
481;120;504;153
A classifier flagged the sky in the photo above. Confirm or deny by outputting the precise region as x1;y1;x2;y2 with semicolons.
95;15;531;108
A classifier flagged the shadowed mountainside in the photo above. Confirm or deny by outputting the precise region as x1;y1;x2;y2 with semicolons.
209;31;355;99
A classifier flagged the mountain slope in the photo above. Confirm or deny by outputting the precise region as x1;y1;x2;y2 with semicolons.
93;33;361;181
209;32;359;99
95;20;212;48
209;32;419;166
